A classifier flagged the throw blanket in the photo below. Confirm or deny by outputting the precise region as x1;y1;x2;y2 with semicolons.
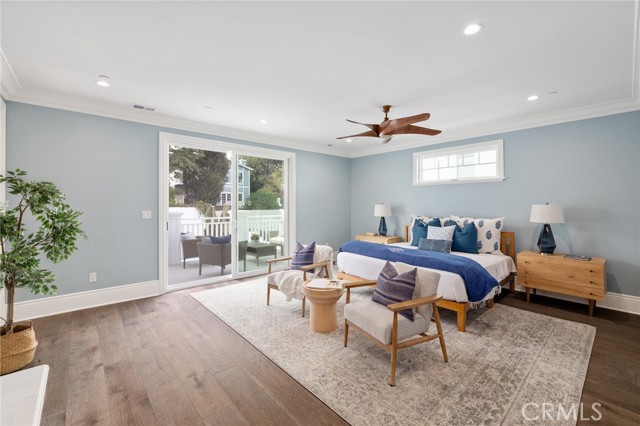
276;244;334;301
339;241;498;304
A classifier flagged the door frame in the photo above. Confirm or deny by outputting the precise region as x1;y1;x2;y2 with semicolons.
158;132;296;293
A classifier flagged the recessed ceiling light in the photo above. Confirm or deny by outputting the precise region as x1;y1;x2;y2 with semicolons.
259;119;268;124
527;95;540;101
346;139;352;143
95;75;110;87
464;23;483;36
203;106;213;110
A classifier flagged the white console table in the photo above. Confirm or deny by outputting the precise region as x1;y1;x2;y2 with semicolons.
0;365;49;426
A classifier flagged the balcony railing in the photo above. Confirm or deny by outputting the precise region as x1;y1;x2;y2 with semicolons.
179;209;284;241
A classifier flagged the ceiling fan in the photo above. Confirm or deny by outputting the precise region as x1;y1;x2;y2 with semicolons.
337;105;441;144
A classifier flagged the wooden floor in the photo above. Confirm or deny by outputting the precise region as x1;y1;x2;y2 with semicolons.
28;280;640;426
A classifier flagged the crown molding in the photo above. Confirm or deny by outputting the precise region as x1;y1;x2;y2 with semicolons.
0;48;22;99
348;97;640;158
6;88;353;158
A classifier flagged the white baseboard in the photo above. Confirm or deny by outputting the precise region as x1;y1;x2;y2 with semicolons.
8;280;163;322
511;283;640;316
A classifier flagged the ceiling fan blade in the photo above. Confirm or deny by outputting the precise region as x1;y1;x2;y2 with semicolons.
336;130;379;139
381;137;393;144
346;119;380;133
380;113;431;135
390;125;442;136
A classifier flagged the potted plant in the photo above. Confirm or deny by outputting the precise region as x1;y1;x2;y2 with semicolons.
0;170;86;375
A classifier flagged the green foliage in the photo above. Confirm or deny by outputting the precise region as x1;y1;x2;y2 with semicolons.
169;147;229;206
0;169;87;332
244;189;280;210
244;157;284;199
195;200;214;217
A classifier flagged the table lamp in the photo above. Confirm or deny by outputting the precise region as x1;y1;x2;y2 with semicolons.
374;203;392;236
530;203;564;255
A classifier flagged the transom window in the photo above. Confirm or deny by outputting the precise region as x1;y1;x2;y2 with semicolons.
413;139;505;185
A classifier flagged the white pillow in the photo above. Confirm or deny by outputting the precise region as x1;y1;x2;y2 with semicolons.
427;225;456;241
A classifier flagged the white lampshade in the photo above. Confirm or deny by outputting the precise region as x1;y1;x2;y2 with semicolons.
374;203;392;217
530;204;564;224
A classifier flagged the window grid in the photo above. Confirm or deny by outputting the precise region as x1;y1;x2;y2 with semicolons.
413;140;504;185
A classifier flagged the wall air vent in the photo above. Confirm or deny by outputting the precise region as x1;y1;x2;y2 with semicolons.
131;104;157;112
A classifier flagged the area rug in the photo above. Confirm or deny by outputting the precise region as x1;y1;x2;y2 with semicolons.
191;278;596;426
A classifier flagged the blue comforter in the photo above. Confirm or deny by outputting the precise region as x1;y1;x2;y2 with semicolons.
339;241;498;303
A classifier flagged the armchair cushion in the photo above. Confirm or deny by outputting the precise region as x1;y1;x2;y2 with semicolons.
291;241;315;270
209;234;232;244
372;262;417;321
344;300;428;345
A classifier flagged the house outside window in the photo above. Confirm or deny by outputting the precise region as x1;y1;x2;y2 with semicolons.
413;139;505;185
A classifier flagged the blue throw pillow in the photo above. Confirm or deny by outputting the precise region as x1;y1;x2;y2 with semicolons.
411;217;441;246
291;241;315;270
209;234;232;244
444;220;479;254
418;237;453;253
372;262;417;321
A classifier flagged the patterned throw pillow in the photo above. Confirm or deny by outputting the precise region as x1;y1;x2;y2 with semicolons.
410;217;441;246
426;225;456;241
452;216;506;254
291;241;315;270
418;237;453;253
444;220;479;254
372;262;417;321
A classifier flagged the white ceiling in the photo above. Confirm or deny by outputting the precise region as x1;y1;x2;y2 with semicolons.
1;1;638;157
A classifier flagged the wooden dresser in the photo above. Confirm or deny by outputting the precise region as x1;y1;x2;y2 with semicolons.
354;234;402;244
517;250;607;316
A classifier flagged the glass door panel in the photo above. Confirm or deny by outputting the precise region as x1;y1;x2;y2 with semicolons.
167;146;232;288
236;155;285;274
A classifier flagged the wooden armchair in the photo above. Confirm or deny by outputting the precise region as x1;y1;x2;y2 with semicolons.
343;268;448;386
265;244;333;317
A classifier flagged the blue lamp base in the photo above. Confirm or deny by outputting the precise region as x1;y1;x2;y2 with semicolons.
378;217;387;236
537;224;556;254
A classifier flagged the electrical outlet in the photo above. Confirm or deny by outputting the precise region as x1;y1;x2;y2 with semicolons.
89;272;97;283
141;210;152;219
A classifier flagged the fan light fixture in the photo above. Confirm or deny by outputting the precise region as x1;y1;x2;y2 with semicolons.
464;23;483;35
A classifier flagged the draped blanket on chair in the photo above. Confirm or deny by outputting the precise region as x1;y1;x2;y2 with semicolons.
339;241;497;304
275;244;334;301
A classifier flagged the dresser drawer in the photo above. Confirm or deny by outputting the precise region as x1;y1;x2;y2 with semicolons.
518;275;605;300
518;264;604;289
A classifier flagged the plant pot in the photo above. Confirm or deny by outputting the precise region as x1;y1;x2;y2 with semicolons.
0;321;38;375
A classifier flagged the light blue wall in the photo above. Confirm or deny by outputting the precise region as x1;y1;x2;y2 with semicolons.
6;102;351;301
350;111;640;297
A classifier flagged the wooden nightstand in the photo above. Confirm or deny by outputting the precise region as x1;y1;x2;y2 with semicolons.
517;250;607;316
354;234;402;244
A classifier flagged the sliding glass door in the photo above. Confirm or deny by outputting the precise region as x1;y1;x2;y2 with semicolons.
236;155;286;274
160;133;294;292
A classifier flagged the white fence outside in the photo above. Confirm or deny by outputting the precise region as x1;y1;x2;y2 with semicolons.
170;207;284;242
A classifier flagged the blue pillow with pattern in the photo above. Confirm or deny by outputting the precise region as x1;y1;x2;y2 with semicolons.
418;237;453;253
372;262;417;321
291;241;315;270
411;217;441;246
444;220;479;254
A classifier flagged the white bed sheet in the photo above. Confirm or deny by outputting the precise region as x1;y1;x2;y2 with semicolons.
336;242;516;303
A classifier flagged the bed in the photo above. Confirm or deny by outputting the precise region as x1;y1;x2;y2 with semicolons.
337;224;516;332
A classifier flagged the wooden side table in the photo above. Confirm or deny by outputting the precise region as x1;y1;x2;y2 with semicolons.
302;279;345;333
517;250;607;316
355;234;402;244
